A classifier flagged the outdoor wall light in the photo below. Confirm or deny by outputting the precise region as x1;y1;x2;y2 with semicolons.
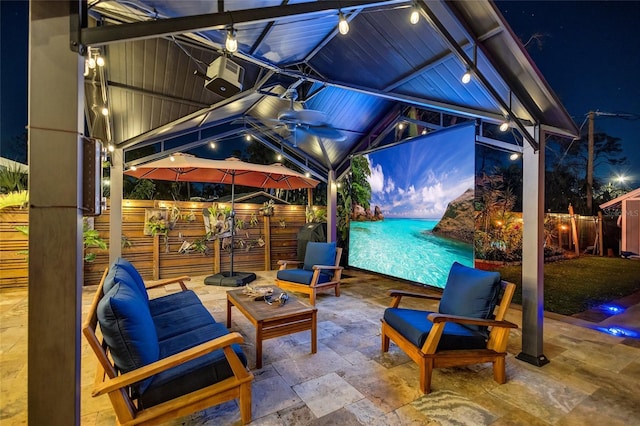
410;5;420;24
225;28;238;53
461;68;472;84
338;11;349;35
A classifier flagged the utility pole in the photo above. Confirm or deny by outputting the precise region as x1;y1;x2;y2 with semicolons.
587;111;595;213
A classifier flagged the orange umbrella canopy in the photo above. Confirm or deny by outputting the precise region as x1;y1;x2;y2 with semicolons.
125;153;320;190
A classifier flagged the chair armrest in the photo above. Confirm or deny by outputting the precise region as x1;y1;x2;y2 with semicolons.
387;289;442;308
145;275;191;291
387;290;442;300
277;260;303;269
312;265;343;271
427;312;518;329
93;332;246;396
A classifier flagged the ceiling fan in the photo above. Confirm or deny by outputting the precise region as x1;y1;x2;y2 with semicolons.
272;89;346;146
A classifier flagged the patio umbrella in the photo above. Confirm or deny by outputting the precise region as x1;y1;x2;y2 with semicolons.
125;153;320;284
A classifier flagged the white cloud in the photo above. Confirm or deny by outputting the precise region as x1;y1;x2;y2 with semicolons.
385;177;395;193
366;155;385;193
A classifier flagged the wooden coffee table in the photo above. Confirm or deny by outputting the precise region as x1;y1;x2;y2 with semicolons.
226;286;317;369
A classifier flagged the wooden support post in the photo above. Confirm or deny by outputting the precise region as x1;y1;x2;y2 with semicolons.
568;204;580;256
214;239;221;274
263;216;271;270
598;211;604;256
153;234;160;279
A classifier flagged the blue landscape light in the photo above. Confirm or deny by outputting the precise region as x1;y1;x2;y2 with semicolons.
600;304;625;314
597;326;638;338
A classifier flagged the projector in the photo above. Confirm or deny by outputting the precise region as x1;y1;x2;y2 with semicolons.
204;56;244;97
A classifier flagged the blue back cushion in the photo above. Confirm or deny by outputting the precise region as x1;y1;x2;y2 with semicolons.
439;262;501;325
114;258;149;303
98;282;159;392
303;242;336;271
102;260;149;304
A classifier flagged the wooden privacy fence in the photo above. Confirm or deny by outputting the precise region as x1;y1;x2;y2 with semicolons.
0;200;314;289
545;212;619;255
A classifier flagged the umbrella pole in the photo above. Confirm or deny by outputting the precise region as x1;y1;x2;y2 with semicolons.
230;172;235;276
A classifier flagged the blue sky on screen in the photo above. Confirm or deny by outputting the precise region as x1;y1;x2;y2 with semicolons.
364;125;475;219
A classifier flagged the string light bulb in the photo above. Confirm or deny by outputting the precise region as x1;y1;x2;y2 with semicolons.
461;68;472;84
499;120;510;132
209;141;216;149
108;144;115;153
101;106;109;116
130;165;137;171
245;134;251;141
169;155;175;162
509;153;520;161
338;11;349;35
225;28;238;53
96;56;105;67
410;6;420;24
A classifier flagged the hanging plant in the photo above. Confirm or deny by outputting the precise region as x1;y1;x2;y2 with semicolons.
259;200;275;216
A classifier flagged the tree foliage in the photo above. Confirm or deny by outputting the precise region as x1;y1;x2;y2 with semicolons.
545;132;627;214
349;155;372;210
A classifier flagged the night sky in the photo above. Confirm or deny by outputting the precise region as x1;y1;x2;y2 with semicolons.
1;1;639;185
496;1;640;186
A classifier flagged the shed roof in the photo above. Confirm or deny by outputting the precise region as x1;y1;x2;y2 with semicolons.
82;0;578;180
599;188;640;209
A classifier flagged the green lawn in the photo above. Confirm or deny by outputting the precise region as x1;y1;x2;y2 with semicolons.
497;256;640;316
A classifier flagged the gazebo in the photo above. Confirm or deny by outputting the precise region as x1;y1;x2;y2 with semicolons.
26;1;578;423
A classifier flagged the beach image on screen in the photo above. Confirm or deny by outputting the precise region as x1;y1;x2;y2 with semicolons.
347;124;476;288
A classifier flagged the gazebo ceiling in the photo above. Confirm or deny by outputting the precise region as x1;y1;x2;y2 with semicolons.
81;0;578;180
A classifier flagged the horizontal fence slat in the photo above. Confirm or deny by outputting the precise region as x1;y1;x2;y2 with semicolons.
1;200;313;288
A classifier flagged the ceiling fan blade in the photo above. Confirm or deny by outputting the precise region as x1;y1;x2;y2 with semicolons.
301;125;346;141
278;109;327;126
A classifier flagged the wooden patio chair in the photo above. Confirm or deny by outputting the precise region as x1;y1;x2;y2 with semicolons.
275;241;343;305
381;262;518;394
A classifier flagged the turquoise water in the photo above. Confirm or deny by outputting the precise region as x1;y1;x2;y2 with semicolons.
348;218;473;289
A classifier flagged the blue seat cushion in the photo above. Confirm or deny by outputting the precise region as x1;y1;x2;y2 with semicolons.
303;242;336;271
139;322;248;408
97;282;159;392
148;290;203;317
438;262;501;331
384;307;487;350
103;261;149;304
277;268;331;285
114;258;150;302
152;302;217;341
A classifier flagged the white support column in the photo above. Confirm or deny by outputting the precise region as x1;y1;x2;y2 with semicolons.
109;148;123;261
327;169;338;242
28;2;83;424
517;125;549;366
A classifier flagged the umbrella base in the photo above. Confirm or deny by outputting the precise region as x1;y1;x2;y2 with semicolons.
204;271;257;287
